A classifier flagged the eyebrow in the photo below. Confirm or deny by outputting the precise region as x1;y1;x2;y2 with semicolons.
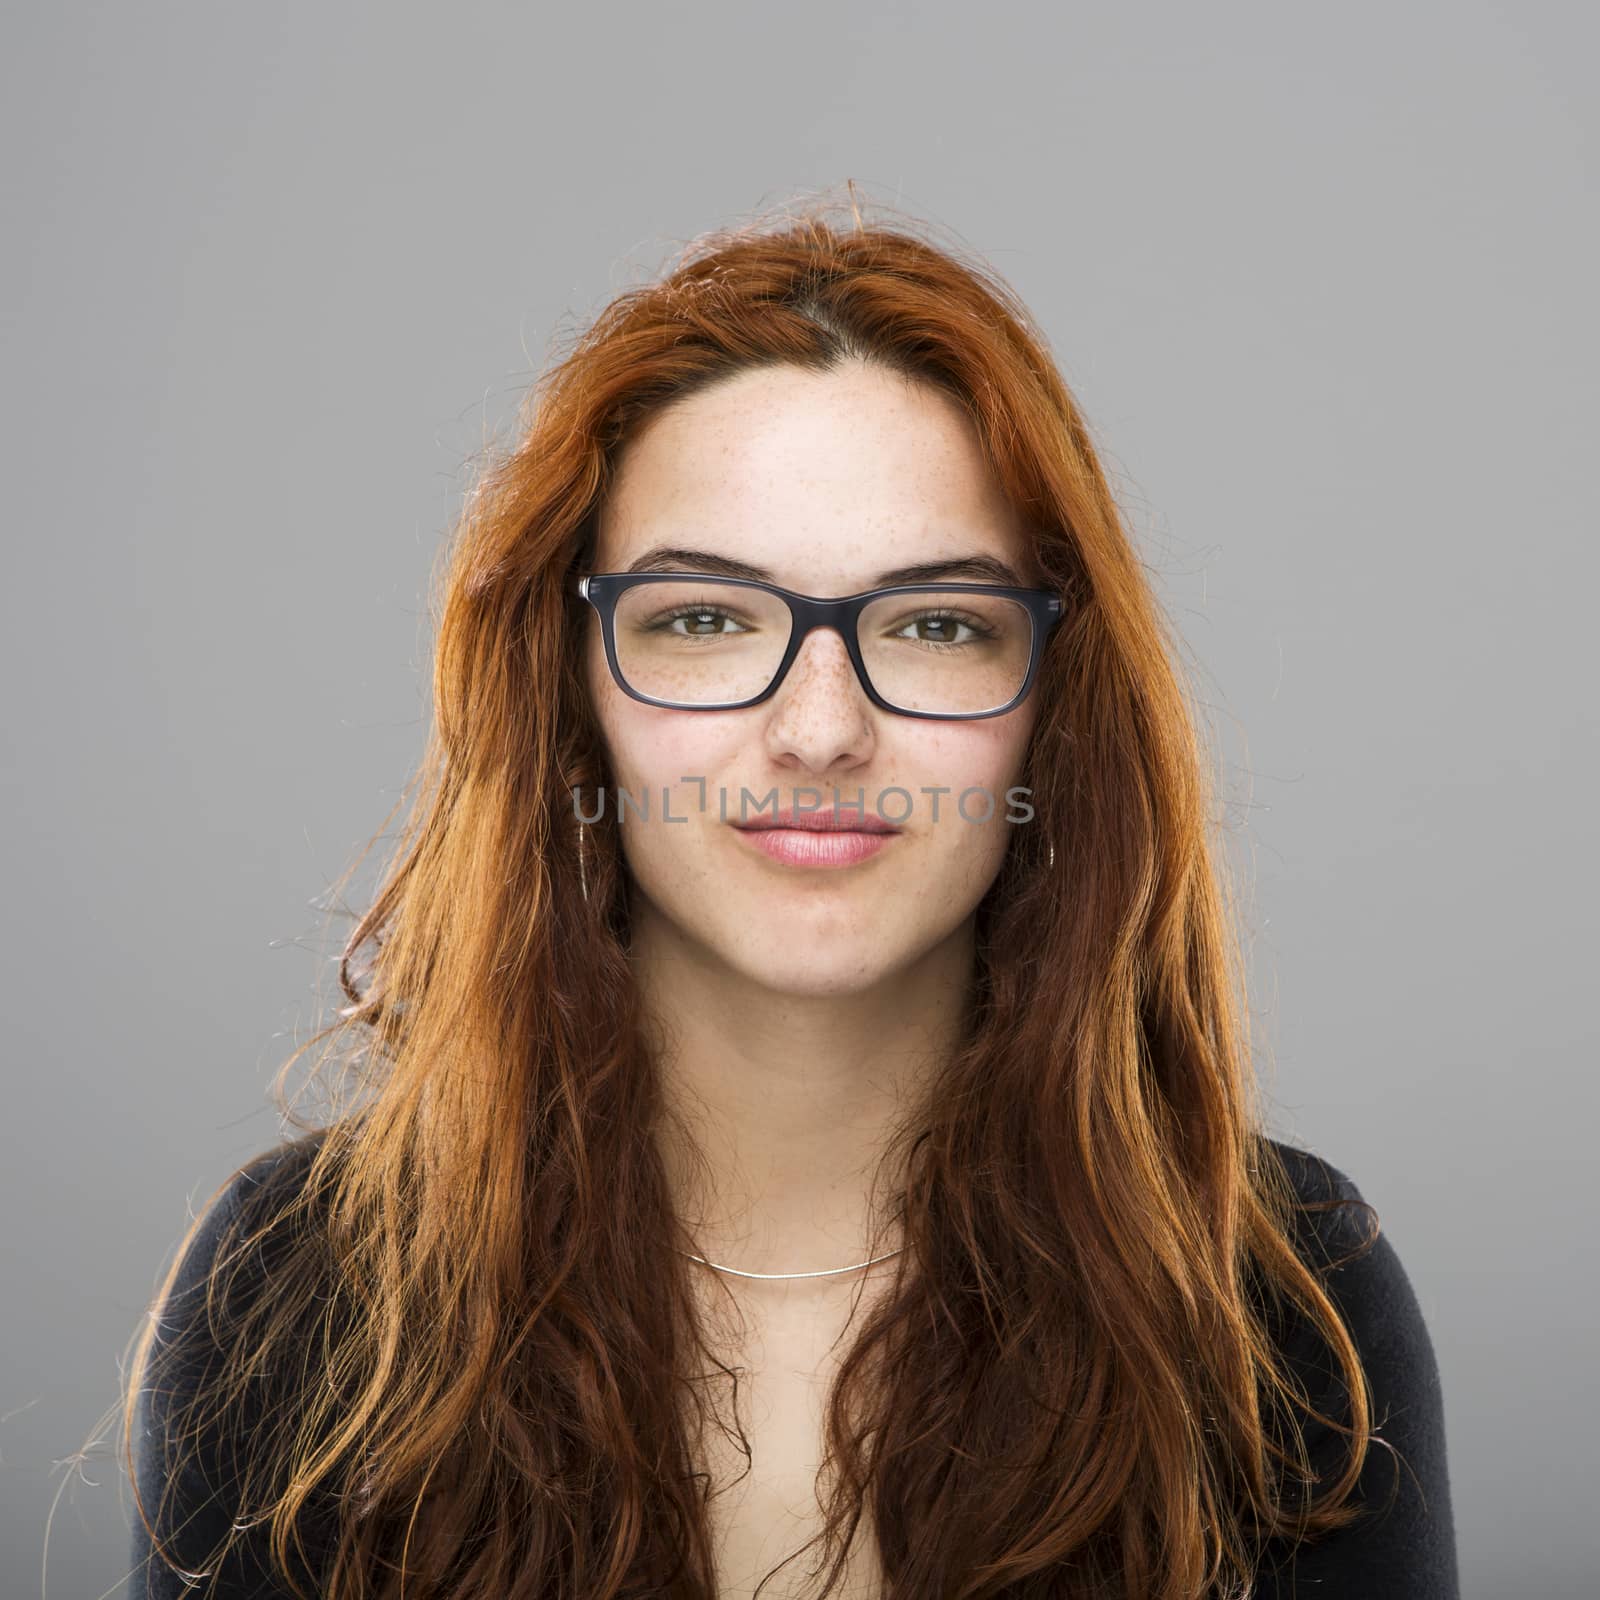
620;545;1030;589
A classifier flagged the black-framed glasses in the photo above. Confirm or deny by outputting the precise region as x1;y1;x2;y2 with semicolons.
571;572;1064;720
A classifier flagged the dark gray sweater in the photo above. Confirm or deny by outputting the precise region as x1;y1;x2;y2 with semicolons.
127;1136;1458;1597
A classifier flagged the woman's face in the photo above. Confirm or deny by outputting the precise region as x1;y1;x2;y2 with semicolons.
582;359;1046;998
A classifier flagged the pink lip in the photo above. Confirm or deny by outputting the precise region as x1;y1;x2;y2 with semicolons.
736;807;901;834
733;825;898;868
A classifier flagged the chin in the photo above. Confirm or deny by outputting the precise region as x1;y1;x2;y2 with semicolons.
729;954;902;1000
703;918;905;996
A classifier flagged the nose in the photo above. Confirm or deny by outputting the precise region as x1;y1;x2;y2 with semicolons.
760;624;876;768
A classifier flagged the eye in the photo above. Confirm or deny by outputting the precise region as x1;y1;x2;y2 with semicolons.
655;605;749;638
891;609;994;647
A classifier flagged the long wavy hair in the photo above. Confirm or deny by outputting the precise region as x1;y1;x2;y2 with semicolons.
120;189;1381;1599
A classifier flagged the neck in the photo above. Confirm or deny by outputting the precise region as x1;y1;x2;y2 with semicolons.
632;905;973;1279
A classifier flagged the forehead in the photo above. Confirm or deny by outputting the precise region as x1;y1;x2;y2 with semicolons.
594;361;1037;584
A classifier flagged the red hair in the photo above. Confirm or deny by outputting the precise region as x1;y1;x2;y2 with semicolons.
122;189;1378;1599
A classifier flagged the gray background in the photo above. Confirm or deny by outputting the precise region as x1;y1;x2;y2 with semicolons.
3;3;1593;1595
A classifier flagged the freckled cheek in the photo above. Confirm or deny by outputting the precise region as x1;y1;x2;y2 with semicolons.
918;723;1030;812
597;703;740;824
911;729;1034;870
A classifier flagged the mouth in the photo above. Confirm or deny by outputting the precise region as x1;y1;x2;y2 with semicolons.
733;808;902;835
730;808;902;868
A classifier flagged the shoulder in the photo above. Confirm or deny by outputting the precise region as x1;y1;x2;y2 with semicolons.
1263;1136;1380;1271
140;1129;334;1423
1260;1136;1434;1376
131;1133;337;1597
1252;1137;1460;1594
149;1131;331;1345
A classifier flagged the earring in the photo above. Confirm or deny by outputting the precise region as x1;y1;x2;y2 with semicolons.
1047;839;1056;869
577;821;590;905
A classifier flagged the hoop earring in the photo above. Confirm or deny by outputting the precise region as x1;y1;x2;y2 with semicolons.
577;821;590;905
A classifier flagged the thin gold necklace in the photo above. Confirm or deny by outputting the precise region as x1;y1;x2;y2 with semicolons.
676;1245;905;1281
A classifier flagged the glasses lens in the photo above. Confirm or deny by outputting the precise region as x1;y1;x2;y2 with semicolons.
612;579;794;705
858;588;1035;714
609;580;1036;714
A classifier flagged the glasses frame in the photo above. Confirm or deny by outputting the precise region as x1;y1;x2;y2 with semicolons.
571;571;1065;721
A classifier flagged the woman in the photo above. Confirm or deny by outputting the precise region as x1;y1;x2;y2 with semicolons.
124;198;1457;1599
